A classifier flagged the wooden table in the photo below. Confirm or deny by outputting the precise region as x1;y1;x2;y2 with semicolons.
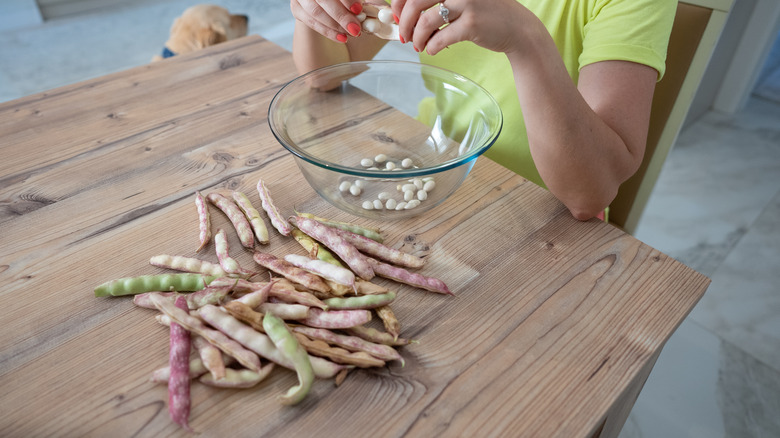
0;35;709;437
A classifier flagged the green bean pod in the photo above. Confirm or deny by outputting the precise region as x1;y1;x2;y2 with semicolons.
323;291;396;310
94;273;216;297
262;312;314;405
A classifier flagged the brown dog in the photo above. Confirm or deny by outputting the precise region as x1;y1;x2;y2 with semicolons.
153;4;248;61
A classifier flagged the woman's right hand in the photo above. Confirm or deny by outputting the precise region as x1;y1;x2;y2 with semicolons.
290;0;365;43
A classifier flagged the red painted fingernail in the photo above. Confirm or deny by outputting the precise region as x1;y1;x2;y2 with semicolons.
336;33;348;43
350;2;363;14
399;35;405;44
347;22;361;37
393;14;399;24
414;46;420;52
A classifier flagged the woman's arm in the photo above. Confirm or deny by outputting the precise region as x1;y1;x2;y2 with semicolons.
506;21;656;220
393;0;658;220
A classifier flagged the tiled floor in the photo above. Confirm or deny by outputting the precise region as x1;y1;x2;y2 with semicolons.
1;1;778;436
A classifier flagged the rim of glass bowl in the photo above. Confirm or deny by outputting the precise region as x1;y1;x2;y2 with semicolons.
267;60;503;179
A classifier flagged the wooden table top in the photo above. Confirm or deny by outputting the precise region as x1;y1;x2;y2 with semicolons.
0;35;709;437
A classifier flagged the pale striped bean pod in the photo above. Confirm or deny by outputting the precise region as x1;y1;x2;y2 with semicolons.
197;305;345;379
192;335;226;381
150;254;228;277
214;228;253;277
345;325;416;347
195;191;211;252
283;253;356;291
257;179;292;236
206;192;255;249
232;191;270;245
200;363;275;389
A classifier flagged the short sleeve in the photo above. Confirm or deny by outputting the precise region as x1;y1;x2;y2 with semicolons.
580;0;677;80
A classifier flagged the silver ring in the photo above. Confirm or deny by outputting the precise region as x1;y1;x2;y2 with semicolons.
438;2;450;24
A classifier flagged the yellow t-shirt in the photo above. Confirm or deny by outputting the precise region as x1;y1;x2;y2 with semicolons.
418;0;676;188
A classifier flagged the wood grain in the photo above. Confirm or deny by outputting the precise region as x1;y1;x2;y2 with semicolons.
0;35;709;437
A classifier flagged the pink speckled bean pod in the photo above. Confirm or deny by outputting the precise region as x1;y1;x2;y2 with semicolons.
168;296;193;432
292;326;404;366
366;258;452;295
206;192;255;249
303;308;372;329
149;293;262;373
232;191;270;245
333;229;426;269
256;179;292;236
253;251;331;294
195;191;211;252
291;215;375;281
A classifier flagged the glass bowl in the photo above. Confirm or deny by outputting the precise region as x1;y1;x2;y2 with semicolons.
267;60;502;219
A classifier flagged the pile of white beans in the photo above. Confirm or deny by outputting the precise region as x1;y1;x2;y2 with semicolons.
337;154;436;211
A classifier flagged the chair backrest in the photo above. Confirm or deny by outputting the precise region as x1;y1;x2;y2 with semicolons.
609;0;733;234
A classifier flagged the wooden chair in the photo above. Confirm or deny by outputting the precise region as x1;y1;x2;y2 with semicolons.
608;0;734;235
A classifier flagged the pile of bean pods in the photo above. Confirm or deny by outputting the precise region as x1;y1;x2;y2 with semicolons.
93;177;451;431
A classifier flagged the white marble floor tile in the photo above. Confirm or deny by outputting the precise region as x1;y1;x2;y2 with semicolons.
689;188;780;374
634;97;780;277
619;319;726;438
619;318;780;438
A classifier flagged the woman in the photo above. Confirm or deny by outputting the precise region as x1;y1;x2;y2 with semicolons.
289;0;676;221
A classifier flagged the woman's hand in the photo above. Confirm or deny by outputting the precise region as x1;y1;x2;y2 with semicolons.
391;0;530;55
291;0;388;75
291;0;365;43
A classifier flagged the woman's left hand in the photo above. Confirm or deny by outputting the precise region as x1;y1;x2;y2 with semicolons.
391;0;530;55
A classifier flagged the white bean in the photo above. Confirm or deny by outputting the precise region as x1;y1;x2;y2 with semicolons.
362;18;380;33
404;190;415;201
395;202;407;210
412;178;423;189
373;199;383;210
356;12;367;21
374;153;387;163
417;190;428;201
385;198;397;210
401;183;416;192
354;179;366;188
423;180;436;192
338;181;352;193
349;185;362;196
385;161;396;170
377;7;394;24
401;158;413;168
368;167;380;170
362;201;374;210
378;192;391;201
405;200;421;209
360;158;374;167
